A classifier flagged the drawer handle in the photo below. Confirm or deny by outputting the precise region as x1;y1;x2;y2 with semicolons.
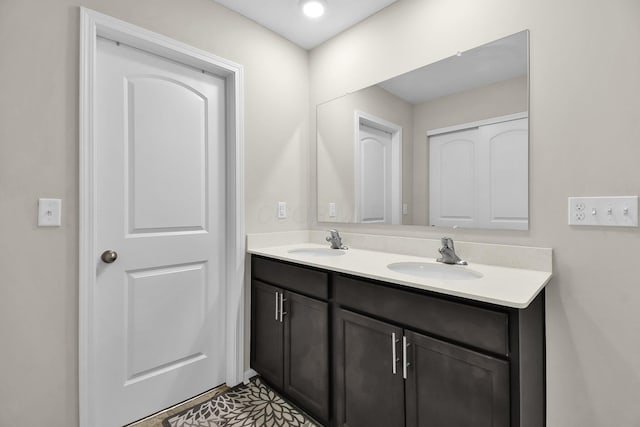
275;291;279;321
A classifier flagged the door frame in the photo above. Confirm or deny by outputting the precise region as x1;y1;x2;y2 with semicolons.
78;8;245;426
353;110;402;224
426;111;528;137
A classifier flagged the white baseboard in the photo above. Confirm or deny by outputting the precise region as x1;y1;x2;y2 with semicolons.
243;369;258;384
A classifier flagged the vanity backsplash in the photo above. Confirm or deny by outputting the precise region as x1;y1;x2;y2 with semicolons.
247;230;551;272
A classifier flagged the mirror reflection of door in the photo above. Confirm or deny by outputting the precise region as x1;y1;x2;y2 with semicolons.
358;124;391;223
355;114;402;224
429;115;528;230
316;30;529;229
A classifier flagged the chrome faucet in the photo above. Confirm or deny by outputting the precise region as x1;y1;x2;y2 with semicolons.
437;237;467;265
326;229;347;250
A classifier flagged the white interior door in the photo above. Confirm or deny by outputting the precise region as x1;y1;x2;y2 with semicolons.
94;37;226;426
357;124;393;223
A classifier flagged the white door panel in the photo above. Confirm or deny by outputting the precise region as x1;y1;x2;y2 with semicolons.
125;262;208;381
361;132;387;222
95;37;226;426
436;134;476;221
429;129;478;227
483;119;528;225
429;117;528;229
127;76;209;233
358;124;392;223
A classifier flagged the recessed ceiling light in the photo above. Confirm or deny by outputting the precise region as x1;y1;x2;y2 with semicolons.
300;0;327;18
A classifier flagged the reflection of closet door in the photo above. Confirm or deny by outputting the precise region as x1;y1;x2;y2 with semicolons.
428;128;479;228
429;117;528;230
478;118;528;229
357;124;393;223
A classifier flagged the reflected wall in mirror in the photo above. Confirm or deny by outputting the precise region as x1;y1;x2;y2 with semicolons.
317;30;529;230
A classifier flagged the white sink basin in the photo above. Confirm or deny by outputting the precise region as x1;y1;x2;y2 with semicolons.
288;248;347;257
387;262;483;280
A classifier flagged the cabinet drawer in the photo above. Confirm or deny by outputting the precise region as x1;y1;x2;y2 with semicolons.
333;274;509;355
252;256;329;300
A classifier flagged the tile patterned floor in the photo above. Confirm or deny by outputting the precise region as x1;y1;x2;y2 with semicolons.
126;384;229;427
163;377;321;427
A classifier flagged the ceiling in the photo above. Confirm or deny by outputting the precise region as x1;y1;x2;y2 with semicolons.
379;31;528;104
212;0;399;50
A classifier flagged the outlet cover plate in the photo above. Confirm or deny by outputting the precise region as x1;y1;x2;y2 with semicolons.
568;196;638;227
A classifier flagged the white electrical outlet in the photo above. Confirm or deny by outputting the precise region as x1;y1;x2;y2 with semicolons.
328;202;336;218
277;201;287;219
38;198;62;227
402;203;408;215
568;196;638;227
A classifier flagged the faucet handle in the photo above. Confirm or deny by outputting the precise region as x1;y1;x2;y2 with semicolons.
441;237;454;249
326;229;347;249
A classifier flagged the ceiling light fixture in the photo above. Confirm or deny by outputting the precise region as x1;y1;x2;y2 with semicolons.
300;0;327;18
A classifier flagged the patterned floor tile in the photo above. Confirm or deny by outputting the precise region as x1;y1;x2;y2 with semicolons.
164;378;321;427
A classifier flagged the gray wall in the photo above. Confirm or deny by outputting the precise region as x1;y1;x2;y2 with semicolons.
0;0;309;425
309;0;640;425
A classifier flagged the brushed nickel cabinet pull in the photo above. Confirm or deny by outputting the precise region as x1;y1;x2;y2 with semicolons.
392;332;398;375
403;336;411;380
279;293;287;322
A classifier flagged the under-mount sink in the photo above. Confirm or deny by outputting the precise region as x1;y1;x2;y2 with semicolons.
387;262;483;280
287;248;347;257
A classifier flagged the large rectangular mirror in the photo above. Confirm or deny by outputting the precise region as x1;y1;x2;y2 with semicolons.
317;30;529;230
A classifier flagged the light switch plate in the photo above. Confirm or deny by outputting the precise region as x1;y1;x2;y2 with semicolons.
277;201;287;219
328;202;336;218
568;196;638;227
38;198;62;227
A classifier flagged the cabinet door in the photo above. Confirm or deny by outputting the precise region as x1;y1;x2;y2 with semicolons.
405;330;509;427
284;292;329;422
251;280;283;388
334;308;405;427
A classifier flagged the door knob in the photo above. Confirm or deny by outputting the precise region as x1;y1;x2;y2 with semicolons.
101;250;118;264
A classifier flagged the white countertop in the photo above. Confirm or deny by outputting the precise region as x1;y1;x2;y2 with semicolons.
248;242;552;309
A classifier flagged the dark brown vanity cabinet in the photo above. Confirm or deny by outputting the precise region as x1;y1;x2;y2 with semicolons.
251;257;330;423
251;255;545;427
334;308;510;427
333;274;544;427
